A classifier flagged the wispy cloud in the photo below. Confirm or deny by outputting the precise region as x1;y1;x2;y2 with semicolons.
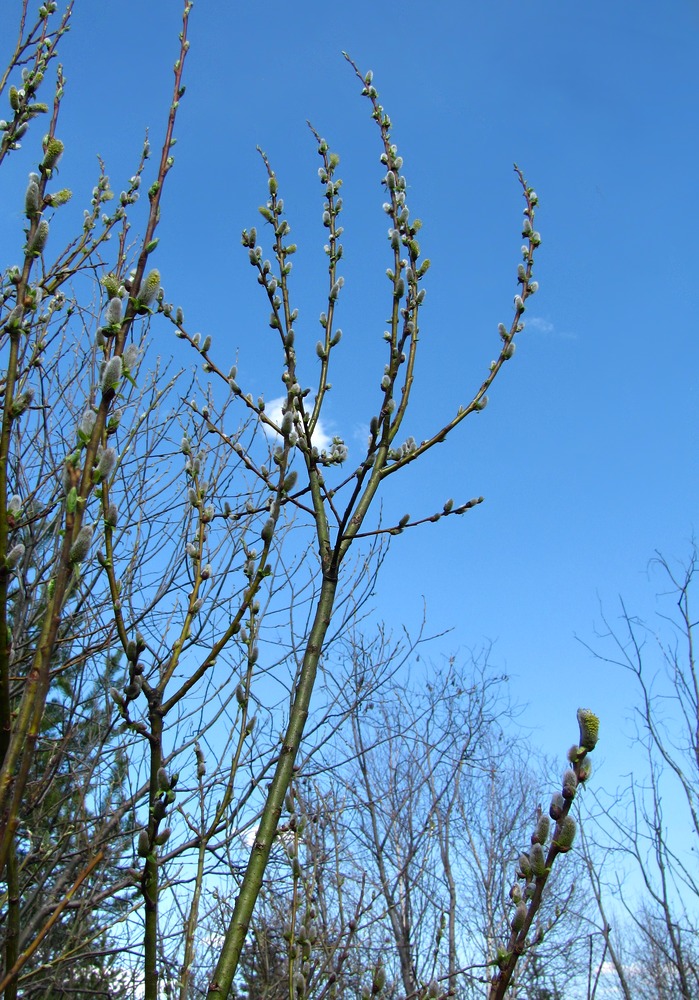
527;316;577;340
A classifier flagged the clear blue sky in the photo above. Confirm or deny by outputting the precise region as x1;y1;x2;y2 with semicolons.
4;1;698;774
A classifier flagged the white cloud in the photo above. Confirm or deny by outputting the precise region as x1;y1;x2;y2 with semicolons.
265;396;333;452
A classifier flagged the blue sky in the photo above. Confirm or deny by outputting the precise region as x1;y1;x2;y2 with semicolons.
4;1;698;776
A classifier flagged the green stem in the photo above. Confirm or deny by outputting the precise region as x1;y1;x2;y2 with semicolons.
206;573;338;999
4;837;19;1000
143;714;163;1000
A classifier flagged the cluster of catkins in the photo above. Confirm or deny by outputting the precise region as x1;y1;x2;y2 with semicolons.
504;708;599;956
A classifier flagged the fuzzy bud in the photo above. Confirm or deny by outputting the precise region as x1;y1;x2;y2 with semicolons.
553;815;577;852
124;675;143;699
577;707;599;751
283;471;298;492
532;814;550;845
562;769;578;800
28;219;49;255
549;792;565;821
137;269;160;306
372;966;386;994
25;178;40;217
518;852;532;879
78;410;97;442
137;830;150;857
94;447;117;483
45;187;72;207
69;525;93;563
157;767;170;791
109;687;125;709
578;757;593;783
41;137;64;172
511;901;527;933
529;842;546;878
6;543;25;569
10;388;34;417
102;273;120;299
100;356;122;392
106;297;122;327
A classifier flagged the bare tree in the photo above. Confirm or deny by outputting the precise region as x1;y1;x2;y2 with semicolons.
580;550;699;1000
340;647;595;999
0;3;553;998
